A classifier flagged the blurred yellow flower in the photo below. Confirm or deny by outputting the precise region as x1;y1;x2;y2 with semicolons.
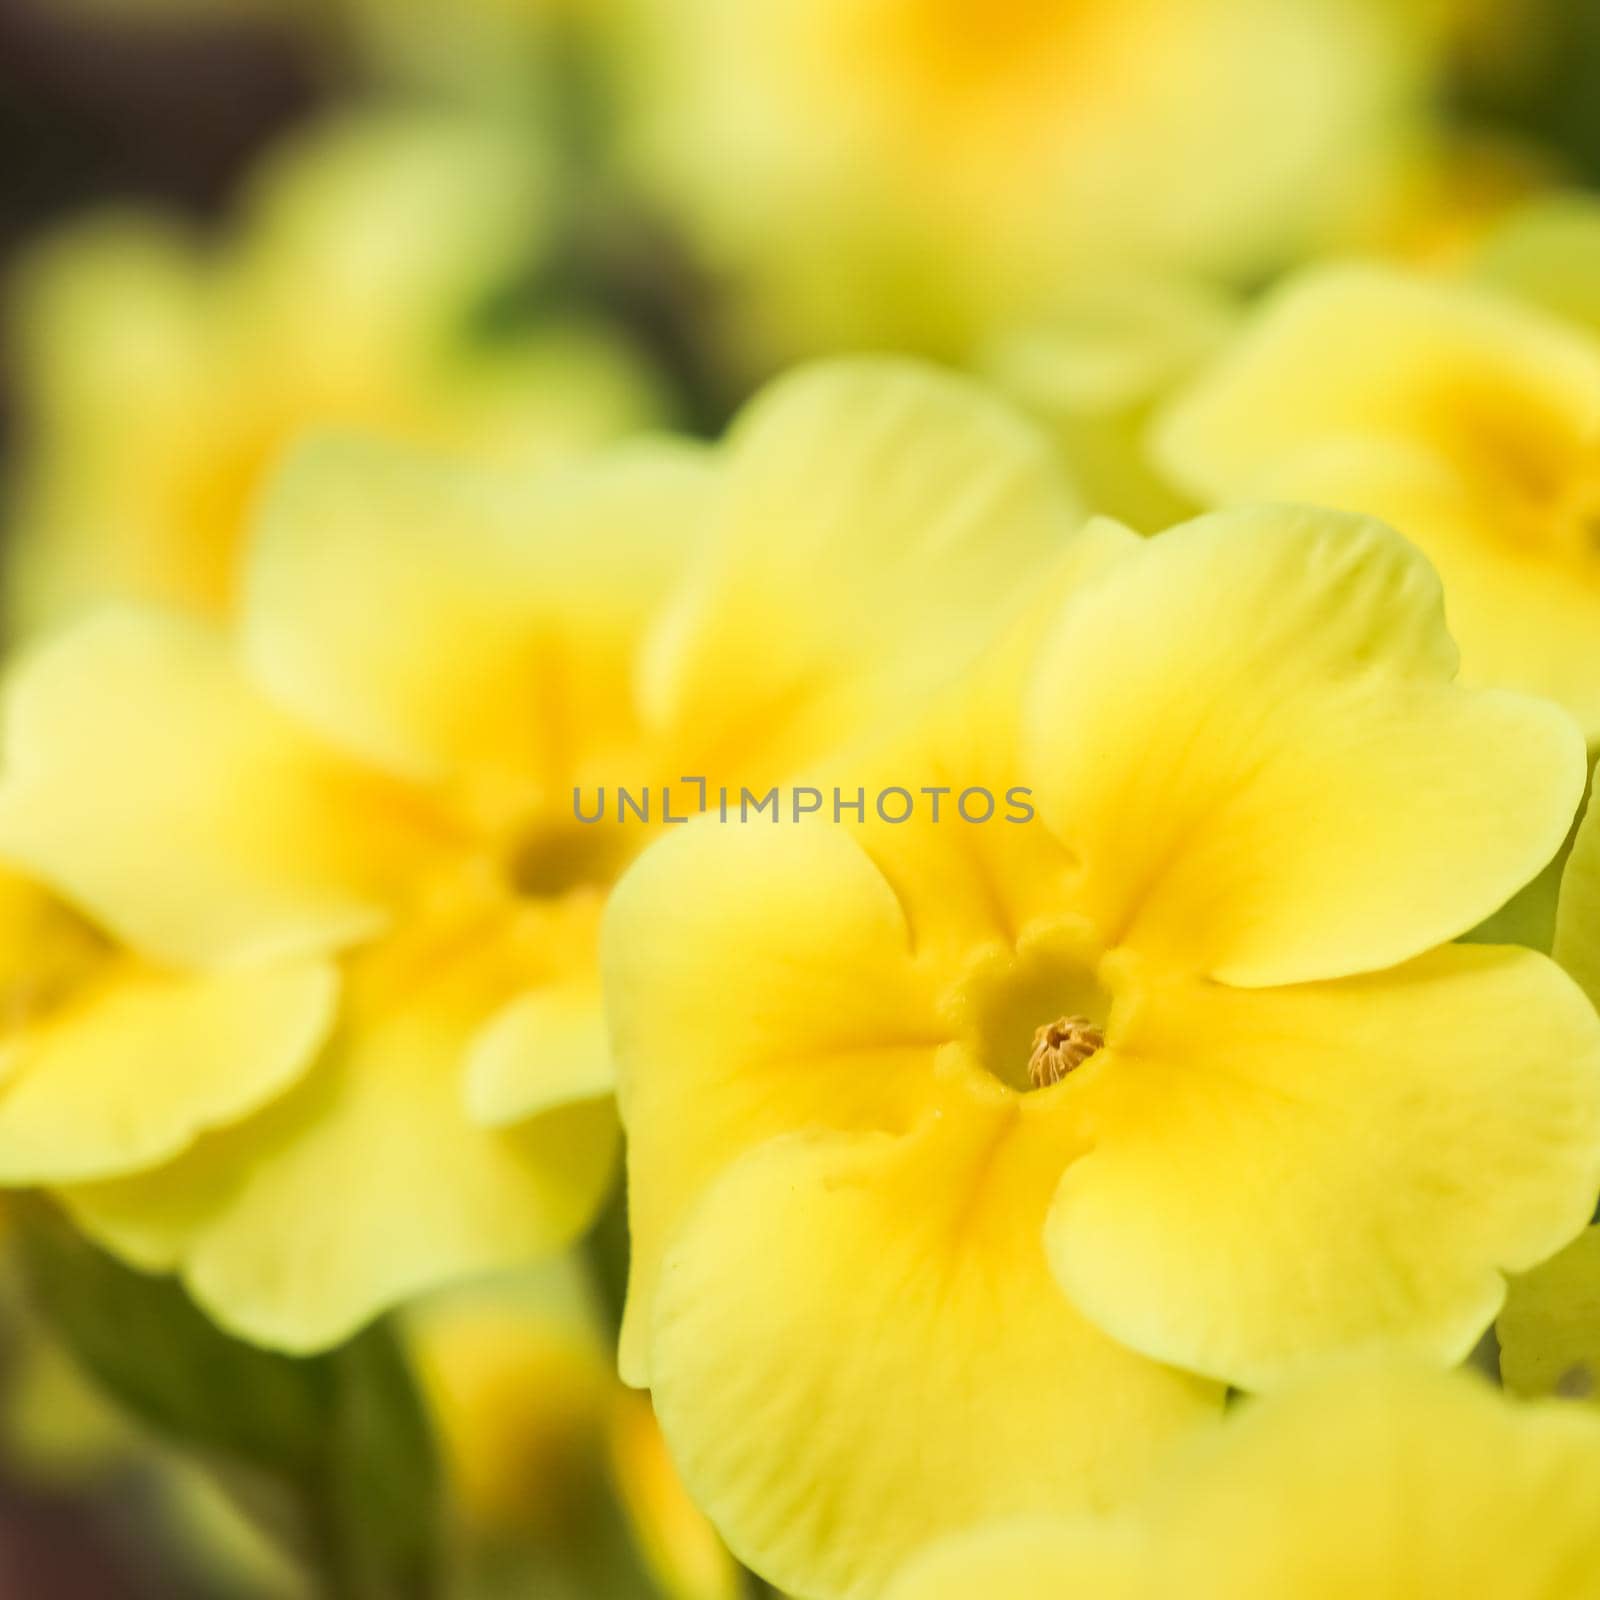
605;504;1600;1598
617;0;1427;361
885;1364;1600;1599
0;361;1088;1352
413;1268;738;1599
1159;264;1600;739
0;867;335;1189
4;105;665;634
413;1274;616;1540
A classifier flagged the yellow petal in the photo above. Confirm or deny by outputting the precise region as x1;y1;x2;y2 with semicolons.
648;1111;1219;1600
0;867;335;1184
243;435;713;790
886;1521;1147;1600
1155;268;1600;737
889;1366;1600;1599
608;1389;743;1600
61;895;618;1353
604;819;947;1384
0;611;439;969
0;952;335;1185
643;359;1085;781
1223;436;1600;743
1047;944;1600;1389
2;214;218;635
1157;1367;1600;1598
1025;505;1585;985
836;514;1139;970
464;986;614;1128
1557;796;1600;1008
1156;265;1600;512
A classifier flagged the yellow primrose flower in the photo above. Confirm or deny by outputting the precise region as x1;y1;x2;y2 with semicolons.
885;1364;1600;1600
0;361;1089;1353
1158;264;1600;740
413;1267;738;1599
604;504;1600;1598
413;1276;616;1540
616;0;1427;361
5;105;664;635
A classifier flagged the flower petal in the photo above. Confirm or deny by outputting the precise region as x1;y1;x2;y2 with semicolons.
604;819;949;1384
1156;265;1600;511
1263;439;1600;743
643;360;1085;781
1046;944;1600;1389
648;1111;1219;1600
892;1366;1600;1598
244;436;714;789
0;611;438;969
1026;506;1585;985
886;1522;1147;1600
61;897;618;1352
0;957;336;1185
464;987;614;1128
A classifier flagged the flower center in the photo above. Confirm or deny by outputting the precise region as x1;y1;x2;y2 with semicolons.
950;921;1110;1094
1027;1015;1105;1088
507;818;634;900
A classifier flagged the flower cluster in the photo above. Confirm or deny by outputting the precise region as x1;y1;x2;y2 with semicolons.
6;2;1600;1597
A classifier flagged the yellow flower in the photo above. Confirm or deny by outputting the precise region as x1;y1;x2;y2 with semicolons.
0;362;1088;1352
1157;262;1600;739
885;1364;1600;1599
604;504;1600;1598
5;105;665;634
413;1267;739;1599
618;0;1428;360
